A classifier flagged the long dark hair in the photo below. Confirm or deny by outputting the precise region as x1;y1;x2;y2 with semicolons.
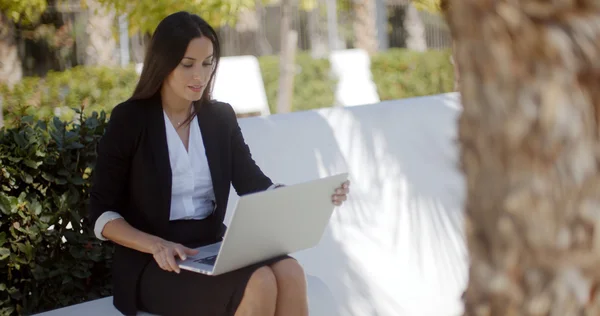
130;11;221;122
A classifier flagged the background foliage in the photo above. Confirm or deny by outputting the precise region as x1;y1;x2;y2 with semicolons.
0;111;113;315
259;53;337;114
0;0;46;24
1;48;454;126
0;66;138;126
370;48;454;101
94;0;257;34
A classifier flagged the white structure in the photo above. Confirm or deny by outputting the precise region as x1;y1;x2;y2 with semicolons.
212;55;271;116
329;49;381;107
36;93;468;316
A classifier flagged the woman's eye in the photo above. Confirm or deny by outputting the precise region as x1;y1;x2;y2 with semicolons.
182;63;193;68
202;63;213;67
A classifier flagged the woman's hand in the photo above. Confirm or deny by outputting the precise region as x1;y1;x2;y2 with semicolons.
332;180;350;206
150;240;199;273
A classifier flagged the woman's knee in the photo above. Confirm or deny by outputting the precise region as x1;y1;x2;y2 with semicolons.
271;259;306;288
246;266;278;298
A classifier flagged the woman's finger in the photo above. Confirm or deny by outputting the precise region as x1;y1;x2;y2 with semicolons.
183;246;199;256
174;247;187;261
165;250;180;273
155;255;169;271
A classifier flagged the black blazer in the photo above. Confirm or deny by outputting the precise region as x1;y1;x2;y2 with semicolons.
88;93;274;315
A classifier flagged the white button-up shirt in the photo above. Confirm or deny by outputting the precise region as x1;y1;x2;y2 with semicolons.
164;112;215;220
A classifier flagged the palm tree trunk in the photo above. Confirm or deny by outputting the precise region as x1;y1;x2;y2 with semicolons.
84;0;117;66
403;3;426;51
255;0;272;56
353;0;378;54
443;0;600;314
0;13;22;128
276;0;297;114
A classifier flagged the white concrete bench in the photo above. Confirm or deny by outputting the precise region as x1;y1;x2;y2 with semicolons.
225;92;467;316
35;275;335;315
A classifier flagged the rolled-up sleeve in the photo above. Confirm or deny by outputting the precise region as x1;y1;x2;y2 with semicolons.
88;103;138;238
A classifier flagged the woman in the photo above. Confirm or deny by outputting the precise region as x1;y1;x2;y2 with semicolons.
88;11;350;316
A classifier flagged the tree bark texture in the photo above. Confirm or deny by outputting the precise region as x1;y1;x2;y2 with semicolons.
276;0;297;114
84;0;117;66
0;13;22;88
353;0;378;54
443;0;600;315
403;3;427;51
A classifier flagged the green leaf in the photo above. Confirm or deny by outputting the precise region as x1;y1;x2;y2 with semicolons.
57;169;70;177
0;194;11;215
0;306;14;315
0;247;10;260
7;156;22;163
19;172;34;184
24;159;42;169
16;243;34;261
0;232;6;246
42;172;56;182
12;132;28;148
69;176;85;186
31;200;42;216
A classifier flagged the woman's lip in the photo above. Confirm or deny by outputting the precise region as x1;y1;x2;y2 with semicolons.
188;85;204;92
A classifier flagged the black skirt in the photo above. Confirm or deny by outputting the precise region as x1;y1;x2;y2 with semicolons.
137;218;291;316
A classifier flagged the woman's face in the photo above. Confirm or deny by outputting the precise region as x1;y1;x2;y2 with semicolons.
164;36;215;103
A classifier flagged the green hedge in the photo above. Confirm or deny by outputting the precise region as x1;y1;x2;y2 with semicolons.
258;53;337;113
371;48;455;101
0;66;138;127
0;112;113;315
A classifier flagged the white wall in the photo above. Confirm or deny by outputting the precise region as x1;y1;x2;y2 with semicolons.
225;93;467;316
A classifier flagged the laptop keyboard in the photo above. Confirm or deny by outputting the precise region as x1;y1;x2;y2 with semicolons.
193;255;217;265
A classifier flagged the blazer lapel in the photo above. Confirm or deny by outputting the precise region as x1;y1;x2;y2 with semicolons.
197;104;224;211
147;95;172;223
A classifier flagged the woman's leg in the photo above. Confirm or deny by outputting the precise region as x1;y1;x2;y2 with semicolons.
234;266;278;316
270;259;309;316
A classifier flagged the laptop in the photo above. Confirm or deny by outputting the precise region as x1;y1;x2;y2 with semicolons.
177;172;349;276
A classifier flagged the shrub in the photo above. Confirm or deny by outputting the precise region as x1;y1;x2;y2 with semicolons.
370;48;455;100
0;66;138;127
0;110;113;315
258;53;337;114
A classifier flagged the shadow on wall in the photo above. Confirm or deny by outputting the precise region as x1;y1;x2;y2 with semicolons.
223;93;467;316
225;109;378;316
338;94;467;314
